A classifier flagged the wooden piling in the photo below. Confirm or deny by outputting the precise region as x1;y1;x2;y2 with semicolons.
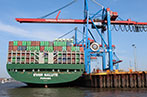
121;74;125;88
83;71;147;88
106;75;110;88
144;72;147;87
94;76;98;88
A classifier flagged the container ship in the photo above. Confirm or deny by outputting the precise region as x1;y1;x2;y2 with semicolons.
7;0;147;88
7;39;85;86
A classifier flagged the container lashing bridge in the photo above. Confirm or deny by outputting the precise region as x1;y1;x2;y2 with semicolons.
16;0;147;74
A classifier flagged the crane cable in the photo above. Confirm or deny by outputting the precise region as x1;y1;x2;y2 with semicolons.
111;24;147;32
39;0;77;18
91;0;104;9
58;28;75;39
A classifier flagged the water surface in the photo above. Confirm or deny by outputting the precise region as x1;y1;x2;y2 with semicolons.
0;82;147;97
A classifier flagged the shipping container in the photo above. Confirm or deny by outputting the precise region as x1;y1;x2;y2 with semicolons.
31;41;36;46
7;40;84;65
22;41;27;46
13;41;18;46
18;41;22;46
40;41;45;46
9;46;13;51
27;41;31;46
40;46;45;51
13;46;18;51
9;41;13;46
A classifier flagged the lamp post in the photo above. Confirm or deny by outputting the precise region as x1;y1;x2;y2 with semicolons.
132;44;137;71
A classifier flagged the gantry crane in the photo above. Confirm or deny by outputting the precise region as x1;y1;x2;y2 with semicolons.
15;0;147;74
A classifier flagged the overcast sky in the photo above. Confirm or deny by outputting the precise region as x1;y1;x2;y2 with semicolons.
0;0;147;78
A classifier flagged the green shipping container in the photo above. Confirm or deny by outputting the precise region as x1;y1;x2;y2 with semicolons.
76;55;80;58
13;56;16;59
21;59;25;62
44;41;49;46
31;46;35;51
63;42;67;46
31;62;34;64
27;41;31;46
27;46;40;51
71;47;76;51
58;52;62;56
76;47;80;51
56;42;59;46
40;41;45;46
27;46;31;51
13;41;18;46
44;59;48;63
12;59;16;62
22;41;27;46
49;47;53;52
44;47;48;51
44;46;53;52
60;42;66;46
21;56;25;59
62;47;66;51
36;46;40;51
76;59;80;63
54;41;66;46
31;53;34;56
53;41;56;46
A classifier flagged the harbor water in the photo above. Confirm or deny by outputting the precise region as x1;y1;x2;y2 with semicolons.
0;82;147;97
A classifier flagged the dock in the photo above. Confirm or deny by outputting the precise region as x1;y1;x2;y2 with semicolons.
77;71;147;88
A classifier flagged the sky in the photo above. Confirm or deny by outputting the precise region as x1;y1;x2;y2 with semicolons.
0;0;147;78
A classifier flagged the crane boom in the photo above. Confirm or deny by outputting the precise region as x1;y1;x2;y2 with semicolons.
16;18;147;25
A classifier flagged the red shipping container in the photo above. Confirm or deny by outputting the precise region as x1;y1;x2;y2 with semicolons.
21;62;25;64
81;60;84;63
22;51;25;53
31;41;36;46
31;59;34;62
72;59;75;64
13;46;18;51
54;46;62;51
8;58;11;62
17;53;20;56
67;59;71;64
8;53;11;57
72;55;75;58
80;54;84;58
80;47;84;52
31;41;34;46
36;41;40;46
22;53;25;56
26;54;30;58
13;53;16;56
40;46;45;51
17;51;21;53
67;54;71;57
67;46;71;52
54;47;57;51
9;46;13;51
54;61;57;64
18;41;22;46
9;41;13;46
26;59;29;63
58;46;62;51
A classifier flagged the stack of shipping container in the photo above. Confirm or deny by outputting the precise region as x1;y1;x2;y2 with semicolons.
8;39;84;64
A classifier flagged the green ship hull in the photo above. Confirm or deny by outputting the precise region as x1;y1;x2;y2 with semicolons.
7;64;84;85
